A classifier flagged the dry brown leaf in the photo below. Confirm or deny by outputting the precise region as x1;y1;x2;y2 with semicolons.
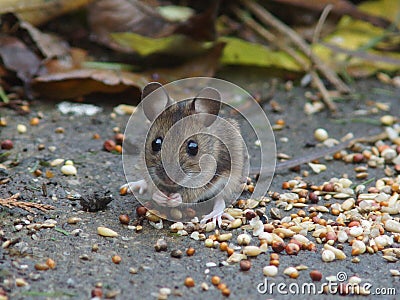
88;0;218;52
88;0;176;52
0;36;42;83
146;42;225;83
0;0;93;26
32;69;149;99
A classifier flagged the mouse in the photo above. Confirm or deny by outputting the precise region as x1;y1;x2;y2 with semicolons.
121;82;248;225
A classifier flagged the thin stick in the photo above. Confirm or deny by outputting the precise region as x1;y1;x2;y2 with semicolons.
233;6;337;112
241;0;351;94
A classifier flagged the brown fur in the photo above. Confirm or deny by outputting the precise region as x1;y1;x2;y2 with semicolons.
142;97;246;204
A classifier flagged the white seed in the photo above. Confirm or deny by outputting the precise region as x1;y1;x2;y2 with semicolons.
243;246;263;256
205;222;216;232
390;269;400;276
65;160;74;166
50;158;64;166
293;234;310;245
348;276;362;284
384;219;400;233
337;231;348;243
237;233;252;246
308;163;327;174
17;124;27;133
321;249;336;262
67;217;81;224
227;253;247;263
15;278;28;287
263;265;278;277
314;128;329;142
204;238;214;248
349;226;364;237
273;228;295;238
170;222;184;232
217;233;232;242
258;232;273;244
323;244;346;260
228;218;242;229
341;198;355;211
283;267;299;278
352;240;366;255
61;165;77;176
97;226;118;237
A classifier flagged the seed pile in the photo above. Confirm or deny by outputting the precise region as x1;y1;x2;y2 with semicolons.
124;123;400;297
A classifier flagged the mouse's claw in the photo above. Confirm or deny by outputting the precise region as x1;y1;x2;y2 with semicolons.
167;193;182;207
121;179;147;194
200;198;233;227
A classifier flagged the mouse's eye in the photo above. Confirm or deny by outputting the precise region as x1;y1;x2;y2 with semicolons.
151;137;163;152
187;140;198;156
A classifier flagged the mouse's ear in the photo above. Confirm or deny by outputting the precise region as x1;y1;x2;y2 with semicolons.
141;82;172;122
192;87;221;127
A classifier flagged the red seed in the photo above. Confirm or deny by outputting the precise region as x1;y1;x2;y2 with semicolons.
285;243;300;255
91;287;103;297
240;260;251;271
322;183;334;192
103;139;116;152
310;270;322;281
271;241;285;253
136;206;147;216
309;192;319;204
114;133;124;144
353;153;364;163
1;139;13;150
119;214;130;225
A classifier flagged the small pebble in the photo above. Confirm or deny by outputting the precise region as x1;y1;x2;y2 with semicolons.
171;249;183;258
283;267;299;279
155;239;168;252
321;249;335;262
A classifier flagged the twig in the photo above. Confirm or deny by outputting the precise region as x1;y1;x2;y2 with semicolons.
240;0;351;94
233;6;337;112
0;193;55;213
312;4;333;46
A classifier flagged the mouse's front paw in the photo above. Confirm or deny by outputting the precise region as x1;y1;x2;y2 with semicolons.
152;190;169;206
167;193;182;207
120;179;147;194
200;198;234;227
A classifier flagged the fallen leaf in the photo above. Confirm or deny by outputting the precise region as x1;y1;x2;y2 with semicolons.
0;36;41;83
0;0;93;26
32;69;148;99
111;32;212;57
88;0;175;52
146;42;225;83
219;37;302;71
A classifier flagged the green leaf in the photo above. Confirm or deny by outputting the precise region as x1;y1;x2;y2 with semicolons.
218;37;302;71
111;33;211;57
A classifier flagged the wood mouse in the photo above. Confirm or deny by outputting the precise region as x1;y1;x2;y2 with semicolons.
121;82;248;225
121;82;382;226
